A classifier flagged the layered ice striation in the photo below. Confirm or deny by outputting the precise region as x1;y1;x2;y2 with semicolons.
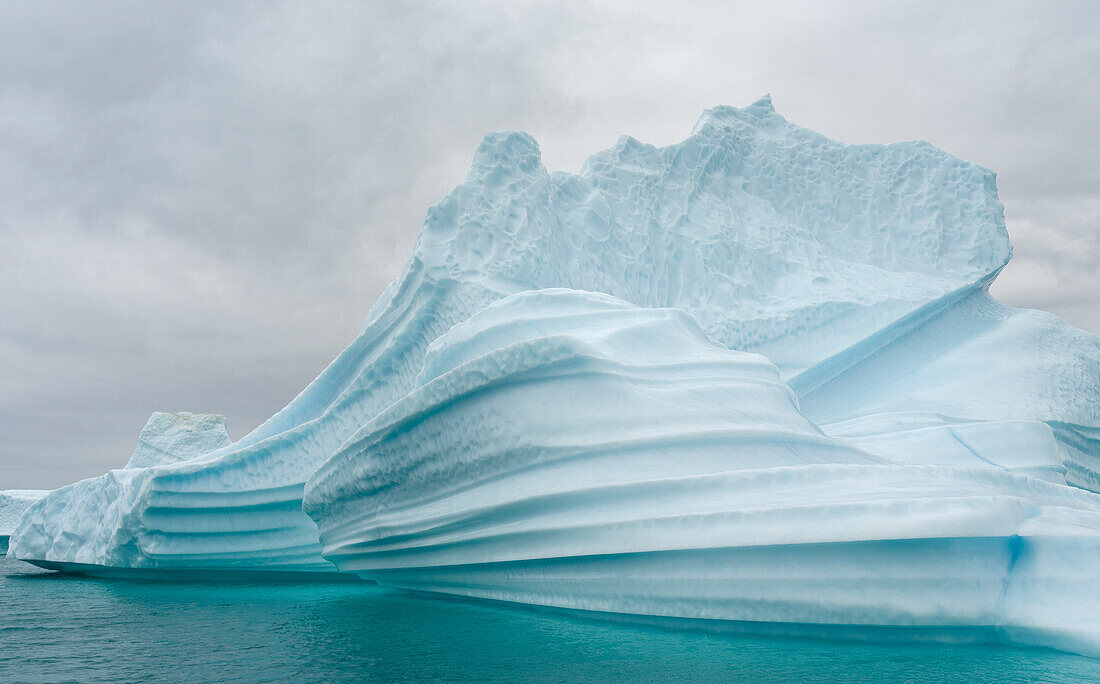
8;411;335;572
305;289;1100;655
8;97;1100;654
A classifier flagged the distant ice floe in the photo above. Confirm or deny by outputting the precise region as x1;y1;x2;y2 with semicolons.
9;98;1100;655
1;490;48;539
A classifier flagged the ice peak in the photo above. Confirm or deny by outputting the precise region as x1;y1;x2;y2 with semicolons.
468;129;543;181
692;95;779;135
124;411;231;469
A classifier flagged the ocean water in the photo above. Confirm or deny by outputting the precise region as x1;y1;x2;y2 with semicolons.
2;556;1099;683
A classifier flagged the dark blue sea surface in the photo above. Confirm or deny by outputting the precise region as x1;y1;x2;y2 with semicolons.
2;556;1099;683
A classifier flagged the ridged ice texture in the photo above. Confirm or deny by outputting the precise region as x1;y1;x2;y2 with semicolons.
304;290;1100;657
9;96;1015;572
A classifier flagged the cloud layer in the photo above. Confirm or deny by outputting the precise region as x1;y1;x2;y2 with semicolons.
2;0;1097;486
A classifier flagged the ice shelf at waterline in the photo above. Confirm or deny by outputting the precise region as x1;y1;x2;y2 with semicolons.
9;97;1100;655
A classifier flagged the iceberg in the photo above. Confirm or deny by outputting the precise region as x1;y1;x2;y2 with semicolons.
8;97;1100;655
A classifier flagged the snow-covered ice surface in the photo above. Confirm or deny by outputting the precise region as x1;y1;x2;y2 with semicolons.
10;97;1100;655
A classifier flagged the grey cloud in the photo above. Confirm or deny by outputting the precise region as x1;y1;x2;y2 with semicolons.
1;0;1097;486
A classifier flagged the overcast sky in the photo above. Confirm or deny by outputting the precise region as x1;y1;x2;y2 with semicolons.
2;0;1098;487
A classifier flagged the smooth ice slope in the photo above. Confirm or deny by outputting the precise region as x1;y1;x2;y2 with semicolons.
305;289;1100;656
11;96;1014;572
800;291;1100;491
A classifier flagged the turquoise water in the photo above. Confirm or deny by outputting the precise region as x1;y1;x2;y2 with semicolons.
3;556;1099;682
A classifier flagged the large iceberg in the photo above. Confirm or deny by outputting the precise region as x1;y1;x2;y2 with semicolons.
9;97;1100;654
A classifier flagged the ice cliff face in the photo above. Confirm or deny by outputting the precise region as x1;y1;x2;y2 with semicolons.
9;98;1100;655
